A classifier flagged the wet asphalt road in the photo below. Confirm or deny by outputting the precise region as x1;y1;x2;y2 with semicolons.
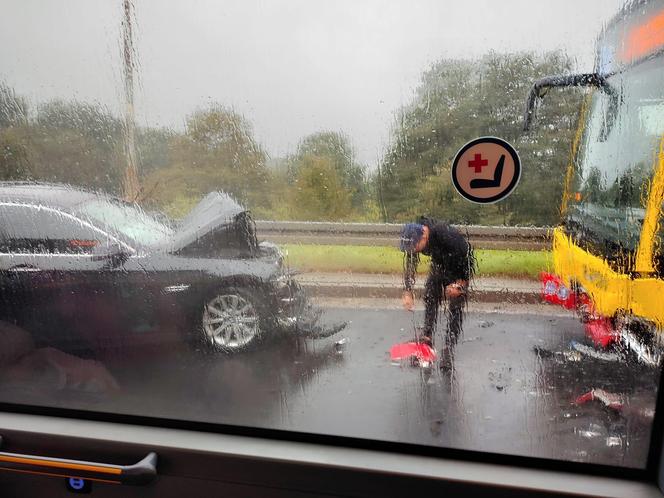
1;305;660;468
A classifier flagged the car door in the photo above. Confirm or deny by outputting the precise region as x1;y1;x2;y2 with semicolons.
69;199;196;354
0;202;125;357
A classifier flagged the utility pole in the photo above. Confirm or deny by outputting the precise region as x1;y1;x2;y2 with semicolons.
121;0;140;201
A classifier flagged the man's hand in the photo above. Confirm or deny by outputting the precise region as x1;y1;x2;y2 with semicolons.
445;279;468;299
402;290;414;311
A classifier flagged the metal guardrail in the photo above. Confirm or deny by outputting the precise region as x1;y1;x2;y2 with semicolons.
256;221;551;250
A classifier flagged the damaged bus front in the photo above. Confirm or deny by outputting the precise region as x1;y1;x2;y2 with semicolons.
526;0;664;367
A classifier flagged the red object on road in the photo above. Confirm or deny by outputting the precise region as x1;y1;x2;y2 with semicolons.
584;317;618;348
574;391;595;405
390;342;437;364
574;388;624;411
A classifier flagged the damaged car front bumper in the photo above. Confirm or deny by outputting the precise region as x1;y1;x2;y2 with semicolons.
271;273;346;339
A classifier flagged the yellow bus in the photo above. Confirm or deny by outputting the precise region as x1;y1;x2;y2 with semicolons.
526;0;664;366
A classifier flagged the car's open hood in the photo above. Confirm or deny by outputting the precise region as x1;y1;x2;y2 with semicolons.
168;192;246;253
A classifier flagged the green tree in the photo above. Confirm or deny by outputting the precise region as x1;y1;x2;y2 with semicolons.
144;105;271;217
292;131;367;210
0;82;28;127
136;127;176;176
0;127;30;180
274;131;369;220
291;155;352;221
0;83;31;181
27;100;124;193
378;51;582;225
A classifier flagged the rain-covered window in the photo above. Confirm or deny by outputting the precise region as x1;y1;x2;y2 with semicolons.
568;55;664;267
75;200;172;248
0;204;110;254
1;0;663;472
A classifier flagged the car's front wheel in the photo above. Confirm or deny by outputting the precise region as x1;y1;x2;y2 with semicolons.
201;288;263;352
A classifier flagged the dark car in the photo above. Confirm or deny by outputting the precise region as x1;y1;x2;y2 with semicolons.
0;182;342;356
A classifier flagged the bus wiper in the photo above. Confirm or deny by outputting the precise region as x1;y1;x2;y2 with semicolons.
523;73;612;131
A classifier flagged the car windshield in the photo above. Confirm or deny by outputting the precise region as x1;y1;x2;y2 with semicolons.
2;0;663;476
567;56;664;265
75;199;173;248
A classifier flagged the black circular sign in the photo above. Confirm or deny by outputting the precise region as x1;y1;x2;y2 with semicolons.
451;136;521;204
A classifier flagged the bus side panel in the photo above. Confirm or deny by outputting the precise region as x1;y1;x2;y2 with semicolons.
553;228;664;329
552;228;630;318
630;278;664;329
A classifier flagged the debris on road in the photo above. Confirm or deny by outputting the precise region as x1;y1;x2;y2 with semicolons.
533;342;622;363
533;345;582;362
390;342;437;367
575;388;624;411
570;341;622;362
334;337;349;353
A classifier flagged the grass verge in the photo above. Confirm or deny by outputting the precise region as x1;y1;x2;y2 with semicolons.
281;244;551;279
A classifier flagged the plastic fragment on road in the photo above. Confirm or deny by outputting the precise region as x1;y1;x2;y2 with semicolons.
584;318;619;348
301;320;348;339
390;342;437;366
334;337;349;354
533;345;582;362
570;341;622;362
574;388;624;411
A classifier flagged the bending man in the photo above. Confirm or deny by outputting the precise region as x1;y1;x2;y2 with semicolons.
400;217;474;370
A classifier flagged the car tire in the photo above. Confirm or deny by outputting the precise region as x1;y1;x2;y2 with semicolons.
199;287;264;353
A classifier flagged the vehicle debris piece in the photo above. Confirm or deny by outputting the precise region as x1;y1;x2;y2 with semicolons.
334;337;349;353
570;341;622;362
390;342;437;366
532;345;582;362
584;318;618;348
574;388;624;411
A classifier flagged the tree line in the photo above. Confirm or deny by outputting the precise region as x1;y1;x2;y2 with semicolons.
0;51;582;226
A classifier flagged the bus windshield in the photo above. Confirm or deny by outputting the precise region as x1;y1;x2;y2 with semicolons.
567;55;664;268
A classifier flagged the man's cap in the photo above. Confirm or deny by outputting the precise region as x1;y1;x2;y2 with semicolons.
400;223;424;252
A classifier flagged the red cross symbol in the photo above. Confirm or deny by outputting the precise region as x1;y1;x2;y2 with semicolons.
468;153;488;173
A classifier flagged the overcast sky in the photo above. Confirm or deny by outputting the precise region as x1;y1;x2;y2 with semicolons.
0;0;623;166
